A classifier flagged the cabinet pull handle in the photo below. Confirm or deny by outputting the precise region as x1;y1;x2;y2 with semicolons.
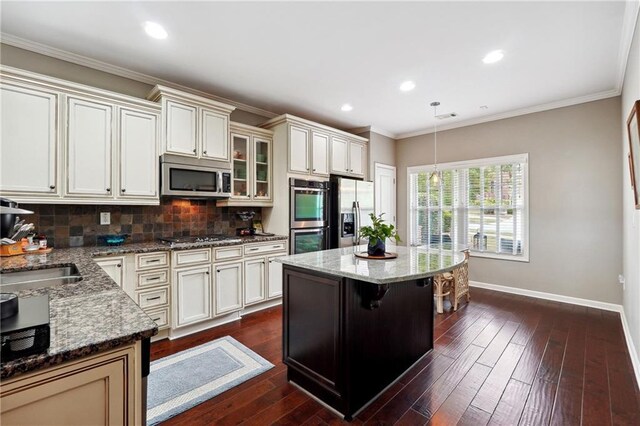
248;248;259;251
272;245;280;248
152;317;161;322
121;188;126;193
206;271;210;275
146;276;161;281
117;264;121;268
106;188;111;192
49;185;56;190
146;259;161;263
146;296;161;301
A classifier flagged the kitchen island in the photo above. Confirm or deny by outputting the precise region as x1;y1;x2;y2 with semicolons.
277;245;465;420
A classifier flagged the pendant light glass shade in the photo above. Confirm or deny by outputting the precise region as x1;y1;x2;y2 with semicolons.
430;170;440;184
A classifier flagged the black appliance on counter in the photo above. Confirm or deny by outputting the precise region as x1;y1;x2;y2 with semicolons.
0;295;50;361
289;178;330;254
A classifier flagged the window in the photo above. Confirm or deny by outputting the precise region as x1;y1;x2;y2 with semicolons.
408;154;529;261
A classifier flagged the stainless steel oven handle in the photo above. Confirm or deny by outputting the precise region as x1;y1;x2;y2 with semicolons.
217;171;222;193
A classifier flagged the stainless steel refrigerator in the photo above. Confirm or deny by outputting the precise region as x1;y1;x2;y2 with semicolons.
329;176;374;248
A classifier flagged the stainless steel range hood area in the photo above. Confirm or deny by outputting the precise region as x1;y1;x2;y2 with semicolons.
160;154;232;199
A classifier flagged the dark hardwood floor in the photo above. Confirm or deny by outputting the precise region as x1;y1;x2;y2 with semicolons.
151;288;640;425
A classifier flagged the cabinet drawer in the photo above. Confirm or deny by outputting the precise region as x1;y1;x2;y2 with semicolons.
145;307;169;330
244;242;287;256
136;269;169;289
135;252;169;270
173;249;211;267
214;246;243;261
136;288;169;309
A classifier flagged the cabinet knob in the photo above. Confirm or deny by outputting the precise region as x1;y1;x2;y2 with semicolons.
350;169;353;172
203;150;207;155
121;188;126;193
206;271;210;275
306;168;310;171
117;264;121;268
106;188;111;192
313;169;316;172
217;269;221;273
345;169;348;171
193;149;197;153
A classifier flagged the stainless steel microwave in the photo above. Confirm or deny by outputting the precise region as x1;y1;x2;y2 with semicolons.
160;154;232;198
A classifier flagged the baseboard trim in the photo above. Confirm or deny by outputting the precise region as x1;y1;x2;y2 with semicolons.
469;280;622;312
469;280;640;387
620;307;640;387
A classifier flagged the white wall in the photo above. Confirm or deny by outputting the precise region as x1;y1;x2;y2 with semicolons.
396;97;623;304
621;8;640;362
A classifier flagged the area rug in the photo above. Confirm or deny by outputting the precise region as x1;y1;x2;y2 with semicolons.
146;336;274;425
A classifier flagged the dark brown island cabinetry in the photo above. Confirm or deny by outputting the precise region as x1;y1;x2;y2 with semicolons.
282;265;434;420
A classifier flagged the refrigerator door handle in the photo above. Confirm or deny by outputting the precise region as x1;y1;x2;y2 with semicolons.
355;201;362;246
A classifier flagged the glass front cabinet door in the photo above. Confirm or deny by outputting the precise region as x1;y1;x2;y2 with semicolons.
231;133;250;199
253;136;271;201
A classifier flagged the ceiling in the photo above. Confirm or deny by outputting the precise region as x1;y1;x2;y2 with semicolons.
0;1;636;138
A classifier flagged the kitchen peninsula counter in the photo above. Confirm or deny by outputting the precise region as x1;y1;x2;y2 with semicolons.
277;245;465;420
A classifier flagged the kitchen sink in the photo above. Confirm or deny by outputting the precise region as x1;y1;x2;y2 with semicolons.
0;266;82;292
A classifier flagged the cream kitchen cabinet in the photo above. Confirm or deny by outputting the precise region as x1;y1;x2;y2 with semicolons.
331;136;366;178
0;67;160;205
174;265;213;328
0;342;141;425
94;256;125;288
289;125;310;174
244;257;266;306
119;108;158;199
217;122;274;207
0;83;59;198
214;261;243;315
267;255;285;298
66;97;113;198
311;130;330;176
148;85;234;161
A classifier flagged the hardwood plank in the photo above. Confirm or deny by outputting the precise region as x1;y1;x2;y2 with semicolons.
396;408;428;425
582;309;612;426
241;390;311;425
458;405;491;426
355;379;406;421
476;320;520;367
472;318;506;348
549;309;587;426
365;355;454;424
428;363;492;426
440;315;494;359
413;344;485;419
301;415;330;426
518;378;557;425
511;314;554;384
488;379;530;426
536;328;568;383
471;343;526;413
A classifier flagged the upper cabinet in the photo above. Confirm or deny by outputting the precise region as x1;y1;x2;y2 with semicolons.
217;122;274;207
0;66;160;205
0;83;59;197
147;85;234;162
261;114;368;180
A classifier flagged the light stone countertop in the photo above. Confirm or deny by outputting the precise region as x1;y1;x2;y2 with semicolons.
276;245;466;284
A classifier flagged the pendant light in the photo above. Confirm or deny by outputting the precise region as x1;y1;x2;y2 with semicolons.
430;101;441;184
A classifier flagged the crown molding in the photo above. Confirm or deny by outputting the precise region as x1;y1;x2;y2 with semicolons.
261;113;369;142
617;0;640;92
0;32;278;119
396;89;620;140
348;125;397;139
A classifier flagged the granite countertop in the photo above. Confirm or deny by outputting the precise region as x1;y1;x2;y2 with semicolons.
0;234;288;379
276;245;466;284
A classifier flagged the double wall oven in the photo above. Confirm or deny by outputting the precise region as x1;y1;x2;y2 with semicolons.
289;178;330;254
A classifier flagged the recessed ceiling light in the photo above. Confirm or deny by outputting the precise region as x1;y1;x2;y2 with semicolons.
341;104;353;112
480;105;489;110
144;21;168;40
399;81;416;92
482;50;504;64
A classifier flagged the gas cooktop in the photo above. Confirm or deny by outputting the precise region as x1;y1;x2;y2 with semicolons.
159;234;242;248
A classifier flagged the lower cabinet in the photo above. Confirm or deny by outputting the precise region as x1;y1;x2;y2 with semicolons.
244;258;266;305
174;265;213;328
0;342;140;425
94;256;125;288
214;261;243;315
267;256;284;298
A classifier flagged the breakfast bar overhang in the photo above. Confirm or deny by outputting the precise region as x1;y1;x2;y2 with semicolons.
277;246;465;420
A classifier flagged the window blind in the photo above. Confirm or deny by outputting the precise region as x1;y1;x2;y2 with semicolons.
408;154;528;260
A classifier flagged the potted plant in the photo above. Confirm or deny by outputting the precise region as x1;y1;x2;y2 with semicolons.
359;213;401;256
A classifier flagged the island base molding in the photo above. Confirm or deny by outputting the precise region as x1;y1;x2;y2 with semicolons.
282;266;434;420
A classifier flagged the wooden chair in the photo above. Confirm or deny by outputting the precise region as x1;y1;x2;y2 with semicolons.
449;250;470;311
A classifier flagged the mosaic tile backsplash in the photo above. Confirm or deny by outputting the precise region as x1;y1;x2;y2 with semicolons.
19;199;262;248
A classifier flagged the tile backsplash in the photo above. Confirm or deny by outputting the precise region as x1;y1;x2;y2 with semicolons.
20;199;262;248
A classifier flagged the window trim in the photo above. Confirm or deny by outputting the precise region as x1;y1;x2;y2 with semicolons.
407;153;530;262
